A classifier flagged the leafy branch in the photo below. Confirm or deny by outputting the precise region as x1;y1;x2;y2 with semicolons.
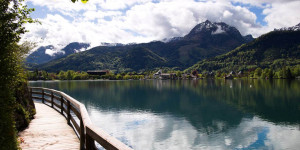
71;0;88;3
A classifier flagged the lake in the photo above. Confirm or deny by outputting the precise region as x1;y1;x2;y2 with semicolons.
29;79;300;150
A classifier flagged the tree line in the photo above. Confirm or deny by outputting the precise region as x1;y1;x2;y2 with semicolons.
27;65;300;81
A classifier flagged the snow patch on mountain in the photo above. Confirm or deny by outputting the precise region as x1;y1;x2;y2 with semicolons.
44;46;65;56
212;25;226;34
74;47;88;53
162;37;183;43
195;20;214;33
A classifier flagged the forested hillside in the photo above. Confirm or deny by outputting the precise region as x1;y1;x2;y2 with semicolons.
186;30;300;73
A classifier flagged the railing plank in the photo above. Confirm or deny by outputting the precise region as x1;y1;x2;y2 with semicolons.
63;99;68;106
70;116;80;134
53;101;61;109
86;125;133;150
44;98;51;103
32;91;42;95
70;105;81;120
63;107;67;114
32;96;43;100
60;96;64;114
53;95;61;101
44;92;52;97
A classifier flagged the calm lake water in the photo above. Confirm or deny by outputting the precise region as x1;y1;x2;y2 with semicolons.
29;79;300;150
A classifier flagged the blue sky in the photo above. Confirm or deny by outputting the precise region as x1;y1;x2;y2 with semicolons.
23;0;300;53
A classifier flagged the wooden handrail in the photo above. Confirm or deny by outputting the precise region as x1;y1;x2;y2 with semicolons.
29;87;133;150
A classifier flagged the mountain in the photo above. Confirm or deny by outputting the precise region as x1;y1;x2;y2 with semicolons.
243;34;254;43
26;45;57;65
26;42;90;65
35;20;253;72
185;29;300;73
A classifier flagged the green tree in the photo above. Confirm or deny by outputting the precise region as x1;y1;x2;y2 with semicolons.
58;71;66;80
0;0;35;148
254;68;262;78
66;70;74;80
116;74;123;80
71;0;89;3
176;71;182;78
286;68;292;79
267;69;274;79
41;71;48;80
282;66;287;79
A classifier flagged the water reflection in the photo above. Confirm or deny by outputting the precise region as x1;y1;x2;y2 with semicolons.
30;80;300;149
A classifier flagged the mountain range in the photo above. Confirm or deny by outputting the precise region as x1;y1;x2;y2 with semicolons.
26;42;90;65
29;20;255;72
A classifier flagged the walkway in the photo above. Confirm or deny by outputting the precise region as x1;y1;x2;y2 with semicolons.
19;102;80;150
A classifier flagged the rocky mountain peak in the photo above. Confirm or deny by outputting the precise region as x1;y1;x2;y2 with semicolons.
184;20;245;42
186;20;241;36
243;34;254;42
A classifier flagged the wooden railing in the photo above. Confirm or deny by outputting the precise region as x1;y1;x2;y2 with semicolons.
29;87;133;150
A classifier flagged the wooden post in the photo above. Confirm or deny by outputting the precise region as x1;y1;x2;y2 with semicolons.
42;89;44;103
85;133;96;150
67;100;71;125
80;118;85;150
30;88;32;101
60;95;64;114
51;92;54;108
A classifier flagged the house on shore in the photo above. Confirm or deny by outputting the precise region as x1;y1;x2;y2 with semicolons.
182;73;191;79
153;69;162;79
225;74;234;79
87;70;109;76
153;69;176;79
225;71;235;79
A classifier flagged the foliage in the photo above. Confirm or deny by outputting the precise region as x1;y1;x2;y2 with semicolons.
71;0;88;3
0;0;35;149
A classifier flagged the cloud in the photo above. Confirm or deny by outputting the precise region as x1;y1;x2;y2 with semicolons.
122;0;258;38
23;0;300;51
263;1;300;29
89;109;300;150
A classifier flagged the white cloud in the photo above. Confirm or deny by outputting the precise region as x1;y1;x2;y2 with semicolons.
23;0;300;51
